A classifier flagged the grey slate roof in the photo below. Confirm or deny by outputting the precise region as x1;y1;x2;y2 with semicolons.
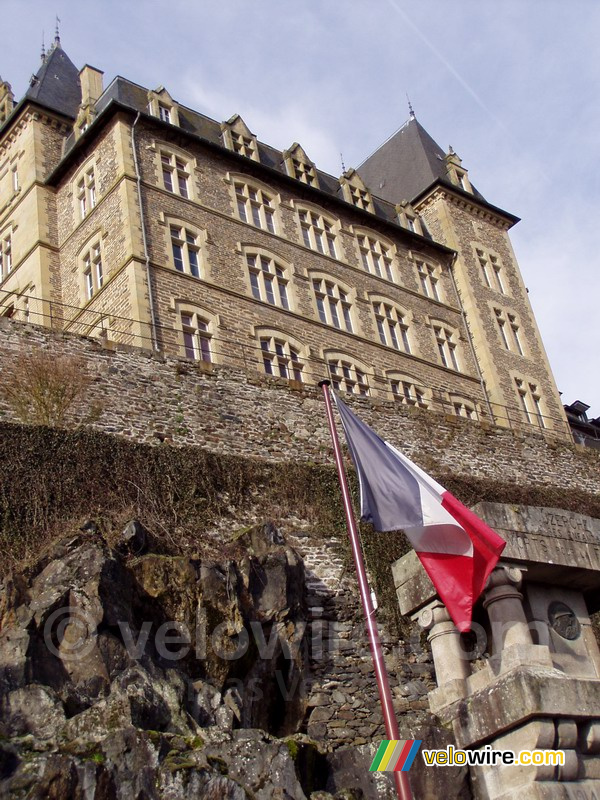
25;44;81;119
357;117;486;205
90;77;441;240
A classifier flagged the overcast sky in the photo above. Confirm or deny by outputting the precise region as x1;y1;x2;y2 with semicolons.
3;1;599;415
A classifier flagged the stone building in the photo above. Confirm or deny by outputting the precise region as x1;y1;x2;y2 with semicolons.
0;36;568;437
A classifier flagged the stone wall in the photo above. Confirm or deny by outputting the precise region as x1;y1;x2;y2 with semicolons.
0;316;598;495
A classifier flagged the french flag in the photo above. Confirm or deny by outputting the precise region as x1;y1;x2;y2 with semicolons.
334;394;505;632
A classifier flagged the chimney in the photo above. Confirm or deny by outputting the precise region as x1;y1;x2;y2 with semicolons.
79;65;104;108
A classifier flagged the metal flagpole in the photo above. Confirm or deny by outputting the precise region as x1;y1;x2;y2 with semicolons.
318;381;414;800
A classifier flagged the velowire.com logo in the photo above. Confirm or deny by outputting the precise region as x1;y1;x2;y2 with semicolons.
369;740;422;773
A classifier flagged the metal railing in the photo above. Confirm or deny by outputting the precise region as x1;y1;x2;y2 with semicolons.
0;289;574;441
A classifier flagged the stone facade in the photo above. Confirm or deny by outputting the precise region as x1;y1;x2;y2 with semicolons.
0;42;571;440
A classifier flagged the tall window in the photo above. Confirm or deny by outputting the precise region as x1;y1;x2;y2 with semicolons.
312;278;352;332
259;336;303;381
235;182;276;233
328;358;369;395
230;130;256;159
358;236;394;282
477;248;506;294
390;378;428;408
515;378;545;428
181;312;212;362
434;325;459;371
495;308;524;355
373;301;410;353
170;226;200;277
247;254;289;309
83;242;103;300
299;210;336;258
0;232;12;281
416;260;441;301
77;167;96;219
161;152;189;198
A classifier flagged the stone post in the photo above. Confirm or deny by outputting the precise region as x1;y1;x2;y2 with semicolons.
483;566;532;653
417;601;470;688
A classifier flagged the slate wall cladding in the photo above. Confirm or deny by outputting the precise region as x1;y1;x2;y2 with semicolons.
0;317;597;494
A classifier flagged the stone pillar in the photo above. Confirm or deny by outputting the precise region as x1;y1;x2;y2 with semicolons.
483;566;532;653
417;601;470;688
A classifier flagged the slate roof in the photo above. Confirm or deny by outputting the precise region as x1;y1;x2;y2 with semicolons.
357;116;486;205
25;44;81;119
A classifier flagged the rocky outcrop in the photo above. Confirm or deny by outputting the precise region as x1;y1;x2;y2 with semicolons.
0;523;407;799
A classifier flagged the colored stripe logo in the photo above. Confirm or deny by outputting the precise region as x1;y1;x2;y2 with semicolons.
370;740;422;772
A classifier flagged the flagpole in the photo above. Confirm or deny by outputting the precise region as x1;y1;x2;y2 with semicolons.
318;381;414;800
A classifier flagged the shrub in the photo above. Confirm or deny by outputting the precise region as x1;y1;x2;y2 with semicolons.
0;351;93;427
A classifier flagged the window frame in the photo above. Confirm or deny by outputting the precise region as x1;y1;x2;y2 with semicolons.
169;223;204;279
326;352;370;396
0;229;12;282
371;298;411;354
244;249;292;311
311;274;354;333
476;247;507;295
297;205;338;259
514;377;546;429
356;230;397;283
387;372;430;409
233;178;278;234
432;323;460;371
81;239;104;301
415;258;442;302
255;328;305;382
74;161;98;221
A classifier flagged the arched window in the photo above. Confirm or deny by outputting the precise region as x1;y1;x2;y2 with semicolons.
514;377;546;428
387;374;430;409
161;151;190;198
297;207;337;258
234;180;276;233
372;300;411;353
432;323;460;371
449;395;478;420
257;333;304;382
357;233;395;282
245;251;290;310
312;276;353;332
326;354;370;396
415;259;442;301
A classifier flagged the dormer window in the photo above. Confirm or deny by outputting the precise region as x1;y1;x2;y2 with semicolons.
283;143;319;188
221;115;259;162
148;87;180;126
340;169;374;212
396;202;423;235
158;103;171;124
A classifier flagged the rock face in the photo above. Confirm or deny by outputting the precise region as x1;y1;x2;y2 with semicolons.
0;523;405;799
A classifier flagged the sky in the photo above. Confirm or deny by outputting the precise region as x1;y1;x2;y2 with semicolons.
2;1;599;415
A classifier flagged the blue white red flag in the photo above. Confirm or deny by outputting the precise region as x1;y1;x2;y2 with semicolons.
333;393;505;632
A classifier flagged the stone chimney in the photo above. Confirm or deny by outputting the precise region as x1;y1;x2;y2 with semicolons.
75;65;104;137
79;65;104;108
